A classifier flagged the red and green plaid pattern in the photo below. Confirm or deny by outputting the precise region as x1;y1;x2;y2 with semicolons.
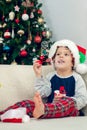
0;97;79;119
41;97;79;118
0;100;35;117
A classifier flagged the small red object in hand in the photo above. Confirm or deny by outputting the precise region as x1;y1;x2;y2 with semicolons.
36;60;42;64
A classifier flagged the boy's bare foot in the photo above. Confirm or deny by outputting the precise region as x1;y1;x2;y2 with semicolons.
33;92;45;119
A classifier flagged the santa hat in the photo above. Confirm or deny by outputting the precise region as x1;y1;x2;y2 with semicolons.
49;39;87;74
0;107;30;123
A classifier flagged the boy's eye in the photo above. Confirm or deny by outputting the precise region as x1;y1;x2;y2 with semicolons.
56;53;60;55
56;53;69;56
65;53;69;56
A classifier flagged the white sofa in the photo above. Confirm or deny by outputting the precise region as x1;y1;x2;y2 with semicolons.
0;65;87;130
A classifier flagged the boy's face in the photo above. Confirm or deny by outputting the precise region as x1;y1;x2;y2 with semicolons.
54;46;73;70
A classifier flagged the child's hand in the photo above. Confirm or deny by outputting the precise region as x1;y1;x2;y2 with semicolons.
33;60;42;78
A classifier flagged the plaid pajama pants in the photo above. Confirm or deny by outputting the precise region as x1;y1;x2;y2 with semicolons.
0;97;79;118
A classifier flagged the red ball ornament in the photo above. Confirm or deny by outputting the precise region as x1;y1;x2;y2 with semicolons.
39;55;45;61
20;50;27;57
37;9;42;15
34;35;42;43
15;18;20;24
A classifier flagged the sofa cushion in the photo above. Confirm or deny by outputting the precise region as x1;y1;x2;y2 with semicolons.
0;65;35;110
0;65;87;116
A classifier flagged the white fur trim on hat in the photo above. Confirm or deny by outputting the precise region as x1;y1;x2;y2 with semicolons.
49;39;87;74
49;40;80;68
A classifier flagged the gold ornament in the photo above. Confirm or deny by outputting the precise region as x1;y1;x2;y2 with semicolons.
9;11;15;20
28;33;32;41
0;23;7;28
46;30;52;39
11;60;17;65
17;30;24;36
6;0;11;2
2;23;7;28
38;18;44;24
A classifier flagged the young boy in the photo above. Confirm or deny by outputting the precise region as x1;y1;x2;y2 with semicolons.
0;39;87;122
33;39;87;118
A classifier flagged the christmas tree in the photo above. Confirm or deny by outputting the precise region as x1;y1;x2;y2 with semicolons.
0;0;53;65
